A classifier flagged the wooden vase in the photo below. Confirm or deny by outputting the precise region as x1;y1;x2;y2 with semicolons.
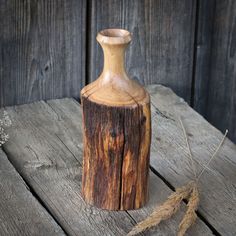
81;29;151;210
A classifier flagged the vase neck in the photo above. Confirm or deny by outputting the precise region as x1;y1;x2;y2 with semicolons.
96;29;131;77
102;44;126;75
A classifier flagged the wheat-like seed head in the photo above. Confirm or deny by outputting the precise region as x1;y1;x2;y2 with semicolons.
178;183;199;236
127;182;194;236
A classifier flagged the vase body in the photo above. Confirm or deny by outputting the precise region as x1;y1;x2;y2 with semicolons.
81;29;151;210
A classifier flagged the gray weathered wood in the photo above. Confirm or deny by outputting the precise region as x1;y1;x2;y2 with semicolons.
147;85;236;236
0;0;86;107
193;0;215;114
0;149;65;236
1;97;212;235
88;0;196;102
204;0;236;143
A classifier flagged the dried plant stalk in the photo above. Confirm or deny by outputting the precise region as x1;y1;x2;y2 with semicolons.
178;183;199;236
127;182;194;236
128;117;227;236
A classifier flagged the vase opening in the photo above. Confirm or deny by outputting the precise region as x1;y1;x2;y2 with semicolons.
97;29;131;45
100;29;129;38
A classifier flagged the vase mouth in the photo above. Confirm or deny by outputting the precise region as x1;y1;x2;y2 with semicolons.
97;29;132;45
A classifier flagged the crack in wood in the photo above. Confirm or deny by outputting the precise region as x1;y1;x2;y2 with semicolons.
54;133;81;165
125;211;146;236
119;115;126;210
151;101;175;121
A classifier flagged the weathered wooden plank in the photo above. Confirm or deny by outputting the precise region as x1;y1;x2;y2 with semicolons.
0;0;86;107
147;85;236;235
88;0;196;102
0;149;65;236
193;0;215;114
2;98;212;235
204;0;236;143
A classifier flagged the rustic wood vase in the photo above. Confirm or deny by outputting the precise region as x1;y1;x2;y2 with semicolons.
81;29;151;210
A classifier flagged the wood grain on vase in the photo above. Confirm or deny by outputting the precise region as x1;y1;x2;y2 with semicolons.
81;29;151;210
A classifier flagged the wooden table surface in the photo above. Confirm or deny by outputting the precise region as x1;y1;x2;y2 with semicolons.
0;85;235;236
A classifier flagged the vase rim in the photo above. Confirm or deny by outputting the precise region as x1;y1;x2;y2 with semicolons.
97;28;132;45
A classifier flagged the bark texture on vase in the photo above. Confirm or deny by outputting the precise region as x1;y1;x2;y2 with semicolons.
81;29;151;210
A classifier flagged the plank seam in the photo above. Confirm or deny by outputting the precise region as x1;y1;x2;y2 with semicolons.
204;1;216;116
125;211;146;236
149;166;221;235
190;0;200;107
85;0;91;86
